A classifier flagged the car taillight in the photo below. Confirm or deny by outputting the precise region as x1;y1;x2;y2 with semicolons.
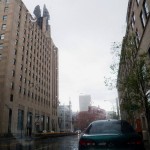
79;139;95;146
128;140;142;145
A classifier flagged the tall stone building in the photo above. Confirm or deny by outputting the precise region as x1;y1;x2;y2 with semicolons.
117;0;150;138
0;0;59;136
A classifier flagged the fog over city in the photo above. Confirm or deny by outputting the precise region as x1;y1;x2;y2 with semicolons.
23;0;128;111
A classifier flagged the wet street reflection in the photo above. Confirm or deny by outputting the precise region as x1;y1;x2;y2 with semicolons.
0;135;80;150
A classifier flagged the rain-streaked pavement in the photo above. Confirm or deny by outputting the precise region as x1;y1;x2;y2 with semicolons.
0;135;150;150
0;135;80;150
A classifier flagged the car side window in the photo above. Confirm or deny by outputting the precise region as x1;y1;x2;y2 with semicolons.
85;124;92;134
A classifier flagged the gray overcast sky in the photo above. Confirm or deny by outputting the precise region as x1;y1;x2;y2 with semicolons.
23;0;128;111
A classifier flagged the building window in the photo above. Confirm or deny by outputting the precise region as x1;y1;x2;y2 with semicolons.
35;94;37;100
20;75;22;81
0;34;5;40
12;70;15;76
136;0;140;5
41;115;45;131
22;46;24;52
23;88;26;95
1;24;6;30
3;15;7;21
32;73;34;78
31;92;33;99
11;82;14;89
27;112;32;131
28;91;30;97
13;59;16;65
24;78;26;83
148;47;150;58
16;31;19;37
131;21;134;30
136;29;141;41
26;59;28;64
135;29;140;48
19;86;21;93
0;53;2;60
24;29;26;34
19;14;21;20
10;94;13;102
140;11;146;28
21;64;23;70
0;44;3;49
4;7;9;12
6;0;10;3
25;68;27;73
14;49;17;55
28;80;30;85
46;116;50;131
22;55;24;61
132;12;135;24
15;39;18;45
17;109;24;130
143;0;149;18
17;23;20;28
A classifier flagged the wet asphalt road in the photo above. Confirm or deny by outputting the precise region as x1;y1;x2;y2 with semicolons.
0;135;80;150
1;135;150;150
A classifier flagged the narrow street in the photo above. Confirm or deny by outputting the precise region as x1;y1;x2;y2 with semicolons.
0;135;80;150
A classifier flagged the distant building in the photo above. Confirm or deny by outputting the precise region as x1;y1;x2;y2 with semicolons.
76;106;106;131
0;0;58;136
88;106;106;120
72;111;79;131
106;111;117;119
79;95;91;111
58;101;72;132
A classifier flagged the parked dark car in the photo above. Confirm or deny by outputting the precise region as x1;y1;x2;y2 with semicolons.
79;119;145;150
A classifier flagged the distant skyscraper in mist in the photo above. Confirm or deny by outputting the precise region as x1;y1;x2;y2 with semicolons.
79;95;91;111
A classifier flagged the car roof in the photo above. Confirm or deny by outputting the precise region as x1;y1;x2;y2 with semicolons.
91;119;127;124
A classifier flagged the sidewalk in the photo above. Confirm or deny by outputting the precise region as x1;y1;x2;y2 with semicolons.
0;132;77;141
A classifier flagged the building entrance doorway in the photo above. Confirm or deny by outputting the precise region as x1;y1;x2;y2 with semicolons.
27;112;32;136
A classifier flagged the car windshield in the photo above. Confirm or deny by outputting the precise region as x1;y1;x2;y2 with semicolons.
86;121;135;134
